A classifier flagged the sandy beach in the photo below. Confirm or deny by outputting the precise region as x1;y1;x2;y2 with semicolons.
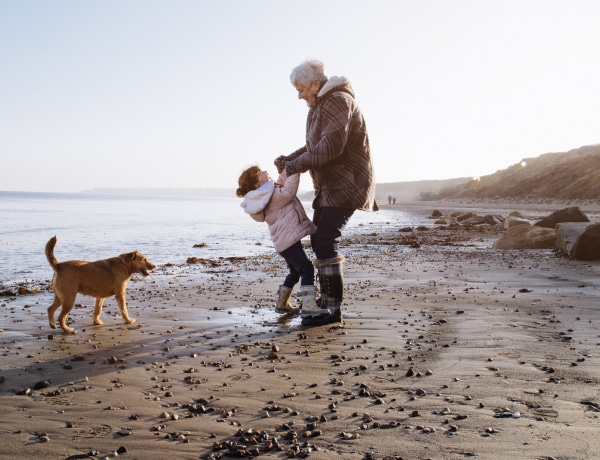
1;202;600;460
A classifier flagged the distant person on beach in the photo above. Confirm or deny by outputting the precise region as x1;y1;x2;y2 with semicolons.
388;195;392;204
392;196;396;205
274;58;376;326
236;166;327;318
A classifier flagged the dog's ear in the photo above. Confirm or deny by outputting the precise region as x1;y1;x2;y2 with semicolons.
125;252;137;261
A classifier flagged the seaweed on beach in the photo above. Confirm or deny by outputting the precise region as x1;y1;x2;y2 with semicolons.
0;280;50;297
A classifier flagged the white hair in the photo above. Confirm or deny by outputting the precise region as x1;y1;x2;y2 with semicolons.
290;59;327;86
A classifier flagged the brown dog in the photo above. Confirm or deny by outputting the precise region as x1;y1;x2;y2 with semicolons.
45;235;155;334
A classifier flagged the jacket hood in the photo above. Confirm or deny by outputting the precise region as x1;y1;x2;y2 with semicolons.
318;75;354;100
240;181;275;214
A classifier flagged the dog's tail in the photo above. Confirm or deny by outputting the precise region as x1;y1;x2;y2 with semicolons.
45;236;59;270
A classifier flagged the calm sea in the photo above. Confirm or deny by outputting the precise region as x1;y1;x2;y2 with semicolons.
0;191;415;286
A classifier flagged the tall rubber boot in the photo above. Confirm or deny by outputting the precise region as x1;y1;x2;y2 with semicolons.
302;256;344;326
275;285;298;314
299;285;330;317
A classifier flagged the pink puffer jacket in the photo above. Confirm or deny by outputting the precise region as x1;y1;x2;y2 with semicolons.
241;171;316;253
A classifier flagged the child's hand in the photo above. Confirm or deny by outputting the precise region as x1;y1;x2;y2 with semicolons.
274;155;287;173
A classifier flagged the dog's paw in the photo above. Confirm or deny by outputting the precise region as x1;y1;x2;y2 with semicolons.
124;318;136;325
62;326;76;334
49;322;56;329
94;319;104;325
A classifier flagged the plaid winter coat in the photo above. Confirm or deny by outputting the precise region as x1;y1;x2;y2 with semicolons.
286;76;376;211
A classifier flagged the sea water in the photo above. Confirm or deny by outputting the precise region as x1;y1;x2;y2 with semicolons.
0;191;418;286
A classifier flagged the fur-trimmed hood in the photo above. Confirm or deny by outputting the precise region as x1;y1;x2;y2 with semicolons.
240;181;274;215
317;76;354;100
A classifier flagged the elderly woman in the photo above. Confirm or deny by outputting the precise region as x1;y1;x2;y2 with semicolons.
275;59;376;326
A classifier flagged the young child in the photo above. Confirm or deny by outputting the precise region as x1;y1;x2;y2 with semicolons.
236;166;329;319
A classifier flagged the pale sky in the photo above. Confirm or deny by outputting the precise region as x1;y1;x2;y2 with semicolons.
1;0;599;193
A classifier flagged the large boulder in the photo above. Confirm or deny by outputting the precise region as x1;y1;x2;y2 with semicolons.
493;224;556;249
535;206;590;228
509;211;528;219
503;216;532;229
556;222;600;260
456;212;476;222
483;215;504;226
462;216;487;226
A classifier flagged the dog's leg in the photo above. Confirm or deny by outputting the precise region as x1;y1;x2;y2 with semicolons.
115;293;136;325
57;298;76;334
93;298;105;325
47;296;62;329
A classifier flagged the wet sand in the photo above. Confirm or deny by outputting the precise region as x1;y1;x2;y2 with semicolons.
1;202;600;460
